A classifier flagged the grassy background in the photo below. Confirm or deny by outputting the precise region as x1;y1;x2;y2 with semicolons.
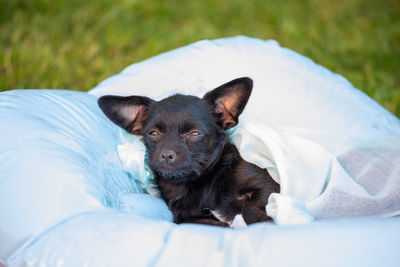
1;0;399;117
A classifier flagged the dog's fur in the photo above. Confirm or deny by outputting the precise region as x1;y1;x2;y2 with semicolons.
98;77;279;226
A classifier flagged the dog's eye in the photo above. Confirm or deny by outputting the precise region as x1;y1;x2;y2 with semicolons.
148;130;160;136
189;131;200;136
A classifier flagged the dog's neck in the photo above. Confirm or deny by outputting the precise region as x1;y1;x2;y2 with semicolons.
200;133;229;176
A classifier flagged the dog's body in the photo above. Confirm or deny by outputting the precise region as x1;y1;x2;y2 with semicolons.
99;77;279;226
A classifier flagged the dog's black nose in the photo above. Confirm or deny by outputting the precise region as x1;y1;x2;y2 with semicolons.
160;150;177;164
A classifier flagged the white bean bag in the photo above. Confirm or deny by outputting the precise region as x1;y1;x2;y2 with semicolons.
91;36;400;224
1;36;400;267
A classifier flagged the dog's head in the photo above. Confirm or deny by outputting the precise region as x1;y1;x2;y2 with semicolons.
98;77;253;182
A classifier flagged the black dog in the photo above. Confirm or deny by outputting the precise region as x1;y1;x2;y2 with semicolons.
98;77;279;227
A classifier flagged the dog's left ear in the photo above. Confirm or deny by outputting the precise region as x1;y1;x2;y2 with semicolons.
98;95;155;134
202;77;253;130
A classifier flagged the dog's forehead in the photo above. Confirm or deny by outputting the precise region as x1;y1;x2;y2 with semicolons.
155;94;208;114
159;94;201;106
146;94;213;130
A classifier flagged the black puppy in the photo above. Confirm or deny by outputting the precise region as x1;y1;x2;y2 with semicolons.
98;77;279;227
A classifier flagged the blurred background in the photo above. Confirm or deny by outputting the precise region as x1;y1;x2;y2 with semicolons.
1;0;399;116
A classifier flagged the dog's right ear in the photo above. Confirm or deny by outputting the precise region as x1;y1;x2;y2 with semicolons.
98;95;155;134
202;77;253;130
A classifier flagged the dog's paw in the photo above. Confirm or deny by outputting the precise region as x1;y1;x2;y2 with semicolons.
231;214;247;228
178;218;230;227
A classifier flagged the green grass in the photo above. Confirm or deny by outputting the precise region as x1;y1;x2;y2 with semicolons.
1;0;399;117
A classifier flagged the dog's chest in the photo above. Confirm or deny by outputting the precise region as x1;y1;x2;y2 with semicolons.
158;178;223;211
180;183;219;209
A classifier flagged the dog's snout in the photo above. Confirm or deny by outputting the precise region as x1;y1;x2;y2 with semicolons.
160;150;177;164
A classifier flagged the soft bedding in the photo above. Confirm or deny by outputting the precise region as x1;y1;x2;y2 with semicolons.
91;36;400;224
1;36;400;266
